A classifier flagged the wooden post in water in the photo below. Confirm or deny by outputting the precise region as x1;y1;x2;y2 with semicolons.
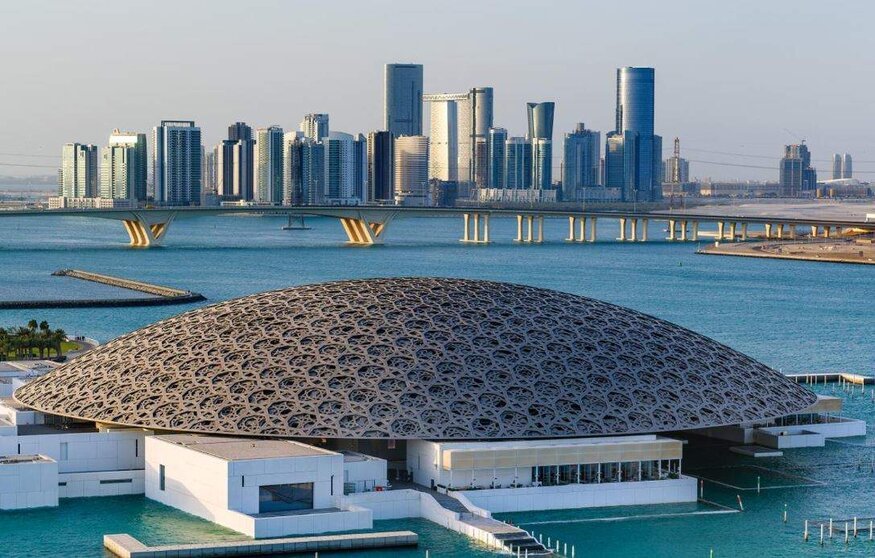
854;517;858;537
783;503;788;523
804;520;809;541
820;523;824;546
869;520;873;541
845;523;849;545
829;518;833;538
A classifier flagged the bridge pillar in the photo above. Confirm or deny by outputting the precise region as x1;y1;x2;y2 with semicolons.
789;224;797;240
527;215;534;242
824;226;832;238
836;225;842;237
579;217;587;242
121;212;176;247
640;219;648;242
589;217;597;242
679;220;687;242
516;215;523;242
729;222;737;241
717;221;725;241
483;214;490;243
461;212;490;244
776;223;785;239
567;216;576;242
537;216;544;243
630;219;638;242
810;225;818;238
339;212;396;245
619;218;627;241
741;222;748;241
764;223;772;239
473;213;480;242
462;213;470;241
666;219;675;241
692;221;699;241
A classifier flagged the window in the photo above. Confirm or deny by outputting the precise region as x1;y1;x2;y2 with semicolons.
100;478;132;485
258;483;314;513
159;464;165;491
59;442;68;461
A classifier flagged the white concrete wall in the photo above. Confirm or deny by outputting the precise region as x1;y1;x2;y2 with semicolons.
0;457;58;510
227;452;343;515
0;430;145;474
456;476;698;513
59;469;144;498
407;440;440;488
754;428;824;449
343;454;388;492
251;507;372;539
342;489;421;519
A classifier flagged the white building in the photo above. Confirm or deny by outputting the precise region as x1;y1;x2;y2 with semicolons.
59;143;98;198
254;126;284;204
323;132;357;204
152;120;201;206
300;113;329;142
393;135;429;206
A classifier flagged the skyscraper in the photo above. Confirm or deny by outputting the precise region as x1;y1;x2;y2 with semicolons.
831;153;842;180
613;67;662;201
100;130;147;201
60;143;98;198
353;133;368;203
152;120;201;206
842;153;853;179
426;96;458;181
367;131;394;203
527;102;555;190
254;126;284;204
505;137;532;190
300;114;329;141
487;127;507;188
393;135;429;206
663;137;690;185
562;123;601;200
284;134;325;206
324;132;356;203
202;146;217;198
222;122;255;200
424;87;494;186
779;143;817;196
384;63;423;137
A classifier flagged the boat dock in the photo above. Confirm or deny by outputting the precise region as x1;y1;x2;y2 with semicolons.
104;531;418;558
786;372;875;385
0;269;206;309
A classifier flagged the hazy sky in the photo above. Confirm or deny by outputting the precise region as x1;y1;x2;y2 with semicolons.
2;0;874;180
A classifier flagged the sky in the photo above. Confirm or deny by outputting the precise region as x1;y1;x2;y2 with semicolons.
1;0;874;181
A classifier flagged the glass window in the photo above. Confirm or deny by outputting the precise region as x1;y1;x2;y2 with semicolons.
59;442;68;461
259;482;314;513
159;464;165;491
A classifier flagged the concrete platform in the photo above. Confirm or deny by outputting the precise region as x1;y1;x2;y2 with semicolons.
104;530;418;558
729;445;784;458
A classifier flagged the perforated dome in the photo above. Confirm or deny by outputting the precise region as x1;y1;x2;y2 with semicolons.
15;278;815;439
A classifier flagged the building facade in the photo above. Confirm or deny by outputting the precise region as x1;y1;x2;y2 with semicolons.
842;153;853;179
255;126;284;204
323;132;356;204
152;121;202;206
663;137;690;186
505;137;532;190
527;102;555;191
424;88;494;187
384;63;423;137
426;97;458;181
487;127;507;189
219;122;255;201
300;113;329;141
60;143;98;198
613;67;662;202
779;143;817;196
393;135;429;206
562;123;601;201
366;131;394;203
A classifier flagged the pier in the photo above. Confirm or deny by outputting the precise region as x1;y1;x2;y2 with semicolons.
104;531;418;558
787;372;875;385
0;270;205;310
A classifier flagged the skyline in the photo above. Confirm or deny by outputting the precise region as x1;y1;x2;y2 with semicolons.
2;0;874;180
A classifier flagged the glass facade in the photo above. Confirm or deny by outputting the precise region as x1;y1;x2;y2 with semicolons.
487;127;507;188
613;67;660;201
258;483;314;513
384;64;423;137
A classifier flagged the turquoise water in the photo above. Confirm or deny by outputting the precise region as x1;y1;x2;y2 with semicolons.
0;212;874;557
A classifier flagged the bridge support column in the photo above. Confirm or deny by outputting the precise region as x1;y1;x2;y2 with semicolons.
630;219;638;241
667;219;676;241
527;215;534;242
537;216;544;243
339;212;396;245
824;226;831;238
679;220;687;241
729;222;737;241
640;219;648;242
567;216;576;242
516;215;523;242
789;224;797;240
836;225;842;236
619;218;627;241
717;221;725;241
764;223;772;239
777;223;785;239
589;217;597;242
810;225;818;238
692;221;699;241
122;212;176;247
579;217;587;242
460;212;490;244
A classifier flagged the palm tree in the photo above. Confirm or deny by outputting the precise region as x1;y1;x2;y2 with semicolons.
27;319;37;332
52;329;66;357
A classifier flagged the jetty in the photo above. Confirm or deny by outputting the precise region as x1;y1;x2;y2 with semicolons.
0;270;205;310
104;531;418;558
786;372;875;385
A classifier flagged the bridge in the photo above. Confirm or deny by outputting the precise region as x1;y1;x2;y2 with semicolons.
0;205;872;247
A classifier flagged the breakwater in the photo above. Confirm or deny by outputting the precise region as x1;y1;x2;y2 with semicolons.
0;270;205;309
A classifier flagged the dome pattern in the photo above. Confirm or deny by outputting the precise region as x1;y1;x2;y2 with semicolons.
14;278;816;439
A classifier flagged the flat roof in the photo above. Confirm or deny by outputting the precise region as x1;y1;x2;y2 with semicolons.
432;434;677;452
0;454;54;465
153;434;337;461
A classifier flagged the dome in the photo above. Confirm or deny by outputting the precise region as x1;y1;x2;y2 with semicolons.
14;278;816;439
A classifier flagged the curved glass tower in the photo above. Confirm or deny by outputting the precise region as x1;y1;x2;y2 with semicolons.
612;67;660;202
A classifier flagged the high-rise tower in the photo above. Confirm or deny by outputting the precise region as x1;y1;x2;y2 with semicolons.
384;64;423;137
527;102;555;190
152;120;201;206
254;126;284;204
613;67;661;202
